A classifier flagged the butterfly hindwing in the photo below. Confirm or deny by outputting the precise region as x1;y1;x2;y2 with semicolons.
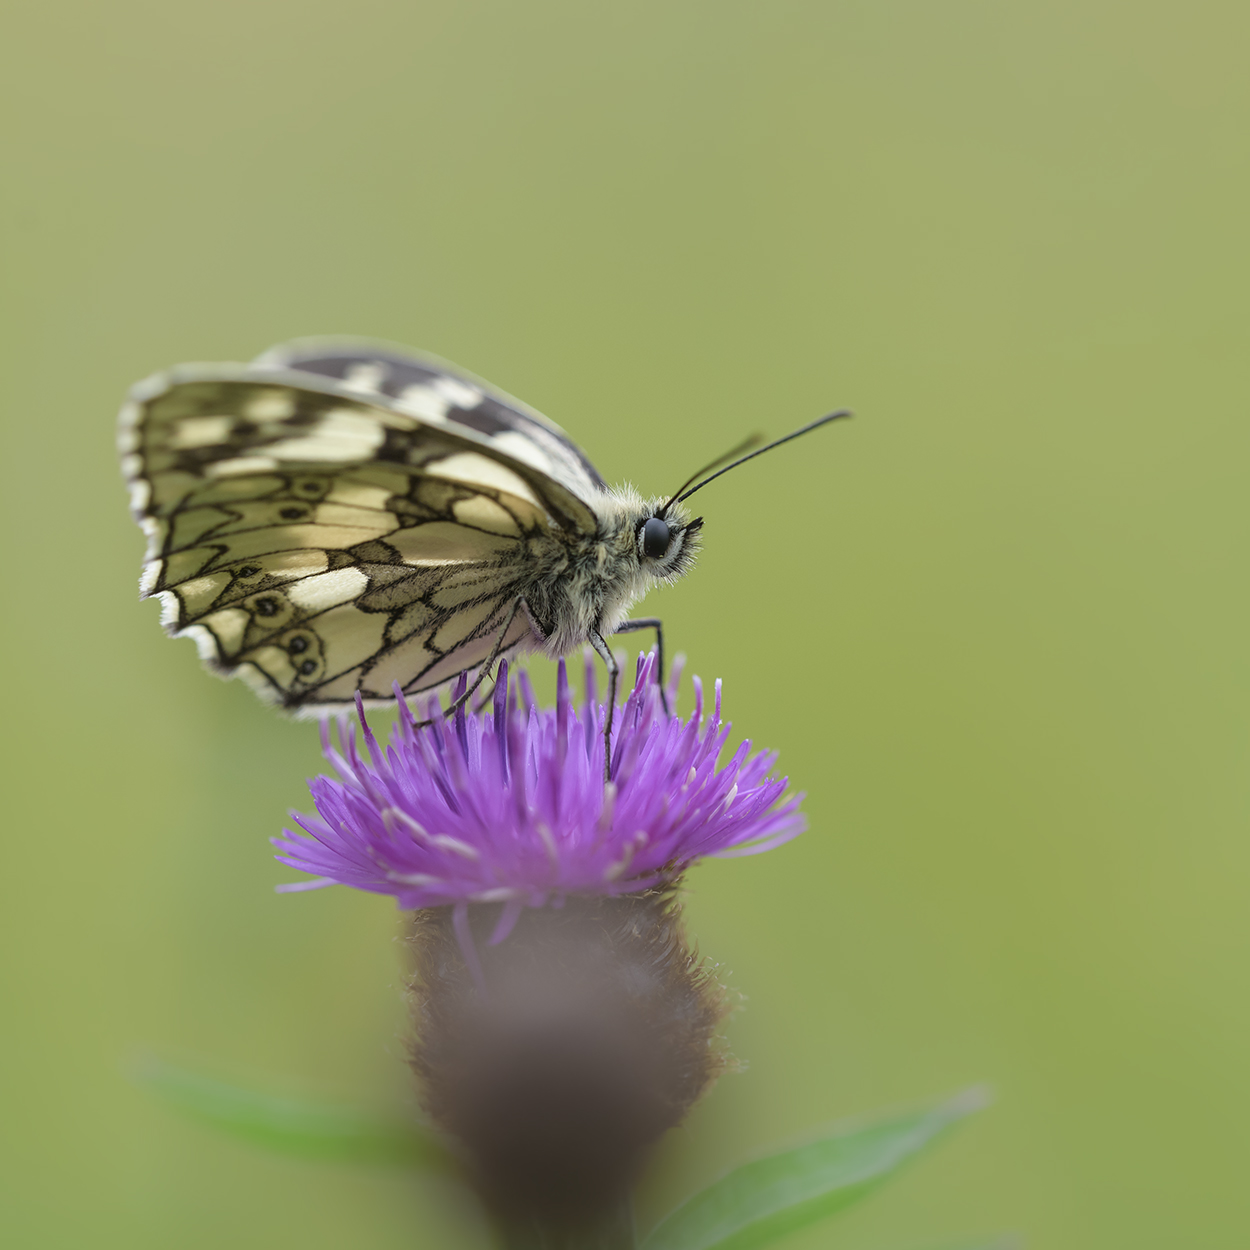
119;366;593;711
252;336;607;504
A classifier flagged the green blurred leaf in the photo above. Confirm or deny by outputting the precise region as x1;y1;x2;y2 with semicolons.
132;1052;448;1167
642;1088;989;1250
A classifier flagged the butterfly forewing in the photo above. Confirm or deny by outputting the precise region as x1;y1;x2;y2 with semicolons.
120;355;601;712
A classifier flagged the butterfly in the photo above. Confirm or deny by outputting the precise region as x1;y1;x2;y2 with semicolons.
119;337;847;777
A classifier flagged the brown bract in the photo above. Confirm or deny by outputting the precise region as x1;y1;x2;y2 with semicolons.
405;889;728;1236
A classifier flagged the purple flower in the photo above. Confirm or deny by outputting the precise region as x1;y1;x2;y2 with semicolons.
274;652;804;932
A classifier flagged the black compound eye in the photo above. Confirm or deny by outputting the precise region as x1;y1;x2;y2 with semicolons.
641;516;671;559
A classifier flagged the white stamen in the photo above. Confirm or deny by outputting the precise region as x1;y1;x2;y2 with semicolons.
382;808;478;859
429;834;481;861
536;821;560;870
597;782;617;833
603;831;648;881
384;806;432;840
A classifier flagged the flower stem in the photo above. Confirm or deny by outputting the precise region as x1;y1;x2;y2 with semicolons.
496;1196;636;1250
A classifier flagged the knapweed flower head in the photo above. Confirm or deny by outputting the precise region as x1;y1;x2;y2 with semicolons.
274;651;804;922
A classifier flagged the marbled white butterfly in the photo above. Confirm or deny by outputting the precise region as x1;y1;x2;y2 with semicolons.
119;338;846;776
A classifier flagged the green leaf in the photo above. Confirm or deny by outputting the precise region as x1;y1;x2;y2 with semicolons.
132;1052;448;1167
642;1088;989;1250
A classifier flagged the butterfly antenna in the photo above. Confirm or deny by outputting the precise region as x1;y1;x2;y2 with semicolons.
660;433;764;517
671;409;851;506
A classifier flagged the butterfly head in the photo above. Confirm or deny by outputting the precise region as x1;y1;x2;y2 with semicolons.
594;487;702;588
634;500;703;584
580;490;702;641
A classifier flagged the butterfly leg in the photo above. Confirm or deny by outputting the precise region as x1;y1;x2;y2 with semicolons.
409;596;527;728
611;617;668;714
588;628;619;783
470;675;500;715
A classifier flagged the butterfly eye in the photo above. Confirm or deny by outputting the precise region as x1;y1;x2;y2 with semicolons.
641;517;671;559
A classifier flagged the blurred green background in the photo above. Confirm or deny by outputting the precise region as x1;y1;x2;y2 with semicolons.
3;1;1249;1246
